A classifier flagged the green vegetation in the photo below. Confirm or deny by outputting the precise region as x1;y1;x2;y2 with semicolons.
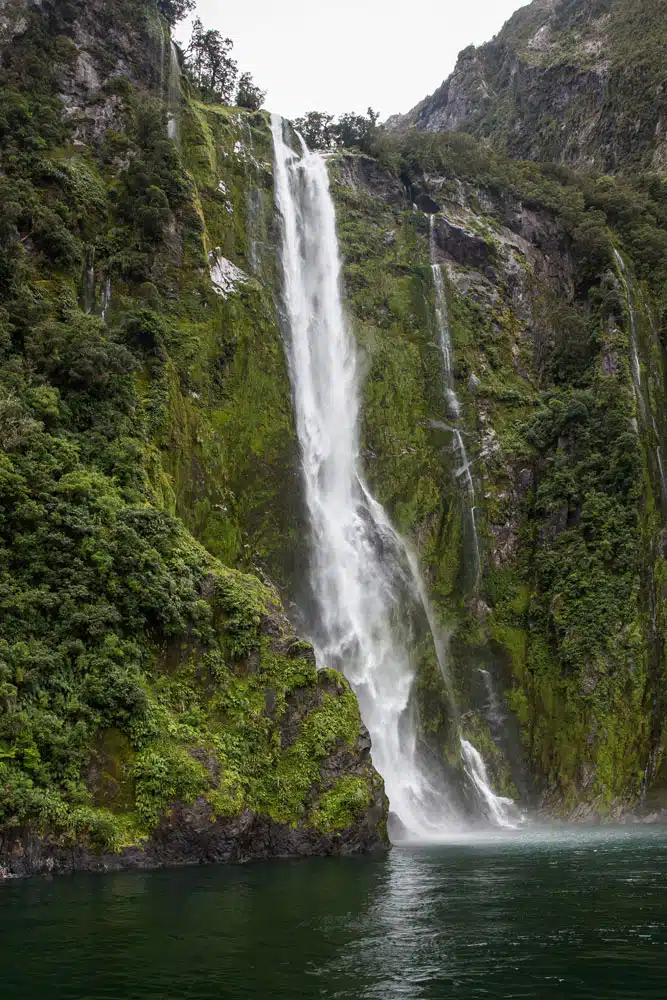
331;126;667;813
0;0;382;856
310;776;374;834
294;109;381;153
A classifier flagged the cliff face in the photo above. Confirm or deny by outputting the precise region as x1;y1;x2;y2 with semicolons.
379;0;667;818
0;0;388;876
328;132;667;818
3;0;667;876
398;0;667;175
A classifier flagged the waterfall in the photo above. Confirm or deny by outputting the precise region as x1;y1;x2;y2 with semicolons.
271;116;518;835
430;216;480;588
101;276;112;324
614;249;667;504
82;248;95;315
614;250;645;416
167;42;181;141
479;668;507;734
79;248;112;322
461;741;516;827
653;416;667;508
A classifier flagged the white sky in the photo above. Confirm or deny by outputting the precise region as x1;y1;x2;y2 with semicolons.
177;0;531;120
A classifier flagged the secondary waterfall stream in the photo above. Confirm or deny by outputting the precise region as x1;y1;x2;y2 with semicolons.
614;248;667;508
271;117;518;835
430;216;481;589
167;41;181;141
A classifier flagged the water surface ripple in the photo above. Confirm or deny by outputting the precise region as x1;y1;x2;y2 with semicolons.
2;827;667;998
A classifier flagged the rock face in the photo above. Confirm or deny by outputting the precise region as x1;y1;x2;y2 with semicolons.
396;0;667;174
329;136;667;819
2;802;386;878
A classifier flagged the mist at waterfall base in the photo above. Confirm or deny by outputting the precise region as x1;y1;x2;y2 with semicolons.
3;827;667;1000
271;116;519;839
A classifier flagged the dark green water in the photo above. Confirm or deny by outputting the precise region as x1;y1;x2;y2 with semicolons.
2;827;667;999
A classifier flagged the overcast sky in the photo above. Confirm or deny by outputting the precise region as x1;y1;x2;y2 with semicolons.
177;1;530;120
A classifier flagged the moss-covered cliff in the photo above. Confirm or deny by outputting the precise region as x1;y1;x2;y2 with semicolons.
330;130;667;817
397;0;667;176
0;0;387;873
3;0;667;870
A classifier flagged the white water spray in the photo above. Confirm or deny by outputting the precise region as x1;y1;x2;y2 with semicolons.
461;740;516;828
272;117;517;834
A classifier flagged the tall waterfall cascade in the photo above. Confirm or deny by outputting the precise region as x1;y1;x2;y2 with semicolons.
271;115;519;836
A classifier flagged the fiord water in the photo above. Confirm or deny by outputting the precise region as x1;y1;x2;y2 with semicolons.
3;827;667;1000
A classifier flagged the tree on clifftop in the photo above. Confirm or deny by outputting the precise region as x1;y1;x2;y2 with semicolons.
158;0;196;28
236;72;266;112
185;17;238;104
294;108;381;153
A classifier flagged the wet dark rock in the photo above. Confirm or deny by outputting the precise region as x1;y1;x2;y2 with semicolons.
0;799;388;879
413;193;440;214
431;217;495;269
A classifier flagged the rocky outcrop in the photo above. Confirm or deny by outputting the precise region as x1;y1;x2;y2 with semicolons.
0;575;389;878
0;803;386;878
1;718;387;879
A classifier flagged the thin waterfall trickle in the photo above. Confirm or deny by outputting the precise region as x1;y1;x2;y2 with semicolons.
461;741;516;827
614;248;667;506
271;116;518;835
430;216;481;588
615;250;644;415
82;248;96;315
167;42;181;141
101;276;112;324
80;247;112;322
653;415;667;508
428;215;520;826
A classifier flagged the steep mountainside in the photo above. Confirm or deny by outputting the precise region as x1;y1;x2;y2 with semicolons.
397;0;667;174
0;0;387;875
3;0;667;877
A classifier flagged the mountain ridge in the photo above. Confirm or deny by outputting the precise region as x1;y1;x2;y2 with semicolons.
392;0;667;175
